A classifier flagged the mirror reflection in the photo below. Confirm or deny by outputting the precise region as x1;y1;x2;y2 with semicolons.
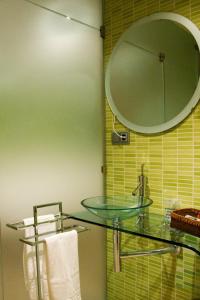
106;14;200;133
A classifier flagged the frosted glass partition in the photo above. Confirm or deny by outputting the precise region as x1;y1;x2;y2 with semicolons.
30;0;102;28
0;0;104;299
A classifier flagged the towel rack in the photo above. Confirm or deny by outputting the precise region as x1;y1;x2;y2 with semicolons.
7;201;88;300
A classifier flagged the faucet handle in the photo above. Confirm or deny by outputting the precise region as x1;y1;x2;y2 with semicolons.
132;184;140;196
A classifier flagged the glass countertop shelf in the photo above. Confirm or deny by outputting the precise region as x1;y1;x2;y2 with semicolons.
67;210;200;256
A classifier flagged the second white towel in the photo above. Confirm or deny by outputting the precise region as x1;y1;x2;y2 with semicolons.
44;230;82;300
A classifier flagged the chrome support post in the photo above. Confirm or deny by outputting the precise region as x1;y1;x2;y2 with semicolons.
113;225;181;272
33;206;42;300
120;245;181;259
113;229;121;272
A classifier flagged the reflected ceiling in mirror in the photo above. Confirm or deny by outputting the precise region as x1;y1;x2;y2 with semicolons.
105;13;200;134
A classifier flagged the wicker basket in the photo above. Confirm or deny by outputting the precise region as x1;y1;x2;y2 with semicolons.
171;208;200;237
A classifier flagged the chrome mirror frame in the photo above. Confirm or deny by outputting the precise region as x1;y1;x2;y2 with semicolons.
105;12;200;134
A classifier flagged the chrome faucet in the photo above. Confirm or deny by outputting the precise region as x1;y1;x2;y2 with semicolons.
132;163;149;225
132;163;148;201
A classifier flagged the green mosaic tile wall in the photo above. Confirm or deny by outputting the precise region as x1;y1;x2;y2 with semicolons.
104;1;200;299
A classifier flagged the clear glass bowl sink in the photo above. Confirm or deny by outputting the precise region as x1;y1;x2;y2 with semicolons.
81;195;153;221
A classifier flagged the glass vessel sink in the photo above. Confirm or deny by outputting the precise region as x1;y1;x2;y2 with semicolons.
81;195;153;221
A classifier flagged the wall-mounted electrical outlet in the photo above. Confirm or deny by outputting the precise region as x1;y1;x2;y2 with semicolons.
112;131;130;145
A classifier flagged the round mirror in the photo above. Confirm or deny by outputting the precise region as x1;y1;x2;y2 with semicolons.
105;13;200;134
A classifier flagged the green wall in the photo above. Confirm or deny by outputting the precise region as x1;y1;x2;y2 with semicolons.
0;1;104;299
104;1;200;299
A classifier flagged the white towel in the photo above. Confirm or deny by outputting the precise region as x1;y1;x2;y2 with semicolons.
44;230;81;300
23;214;56;300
